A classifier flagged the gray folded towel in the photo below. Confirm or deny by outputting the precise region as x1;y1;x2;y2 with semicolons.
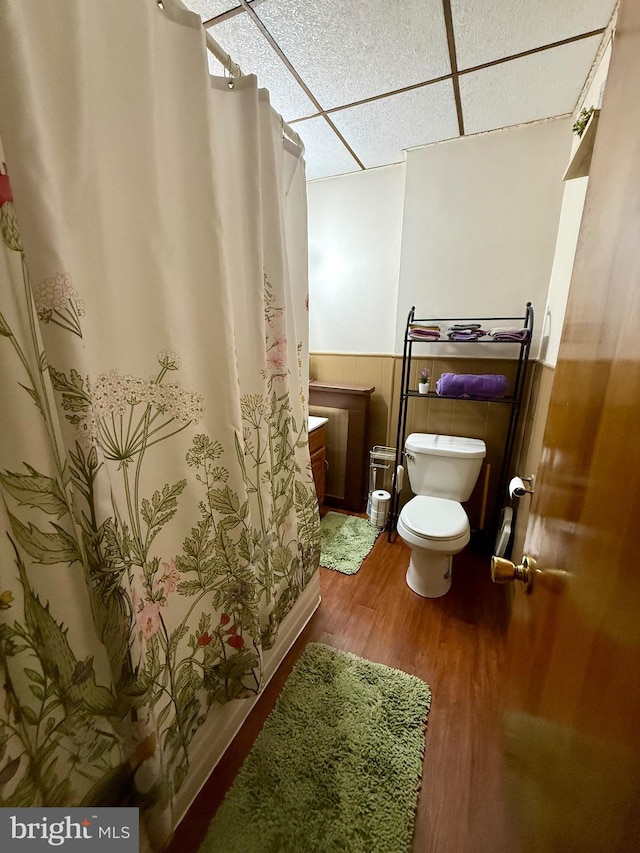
488;328;531;343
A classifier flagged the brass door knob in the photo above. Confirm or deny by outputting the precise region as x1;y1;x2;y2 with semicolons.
491;554;536;591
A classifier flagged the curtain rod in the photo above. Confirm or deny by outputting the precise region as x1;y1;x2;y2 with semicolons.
156;1;303;154
203;29;304;155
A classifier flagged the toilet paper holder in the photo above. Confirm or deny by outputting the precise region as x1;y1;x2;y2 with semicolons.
509;474;535;498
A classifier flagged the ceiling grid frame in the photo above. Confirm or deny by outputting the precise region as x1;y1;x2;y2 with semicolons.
196;0;615;180
442;0;465;136
237;0;365;170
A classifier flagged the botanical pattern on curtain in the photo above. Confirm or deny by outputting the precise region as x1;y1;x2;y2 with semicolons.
0;161;320;829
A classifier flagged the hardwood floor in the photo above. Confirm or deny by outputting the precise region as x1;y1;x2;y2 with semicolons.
166;528;516;853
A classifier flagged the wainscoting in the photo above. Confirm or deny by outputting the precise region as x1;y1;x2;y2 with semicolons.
310;352;546;537
510;360;556;558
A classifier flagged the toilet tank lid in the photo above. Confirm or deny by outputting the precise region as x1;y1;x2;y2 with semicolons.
405;433;486;459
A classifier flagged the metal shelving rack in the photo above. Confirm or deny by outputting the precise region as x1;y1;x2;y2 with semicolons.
388;302;534;542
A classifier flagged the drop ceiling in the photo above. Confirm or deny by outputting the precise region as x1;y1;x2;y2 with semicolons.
183;0;616;181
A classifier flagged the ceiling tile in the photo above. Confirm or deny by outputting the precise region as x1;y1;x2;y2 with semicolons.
254;0;451;110
330;81;459;169
183;1;240;21
452;0;615;69
459;36;602;135
293;117;362;181
206;14;316;121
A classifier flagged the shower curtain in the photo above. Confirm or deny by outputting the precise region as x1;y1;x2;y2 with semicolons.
0;0;319;847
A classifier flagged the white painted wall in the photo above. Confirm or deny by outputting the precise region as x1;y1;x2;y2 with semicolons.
307;164;404;354
396;119;572;354
540;40;612;367
307;119;577;358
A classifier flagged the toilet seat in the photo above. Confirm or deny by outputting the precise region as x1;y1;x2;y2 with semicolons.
400;495;468;542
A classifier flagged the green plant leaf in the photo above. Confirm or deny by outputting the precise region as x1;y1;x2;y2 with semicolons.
85;736;113;765
213;524;238;576
48;367;90;415
237;529;252;564
177;519;216;585
18;383;43;415
141;479;186;544
213;650;258;701
168;625;189;657
272;544;292;579
0;311;13;337
23;667;45;685
48;777;73;807
208;485;240;515
19;706;38;726
176;579;204;597
10;544;117;717
0;756;21;787
156;701;173;730
87;446;99;472
8;513;80;564
2;771;38;807
0;464;68;518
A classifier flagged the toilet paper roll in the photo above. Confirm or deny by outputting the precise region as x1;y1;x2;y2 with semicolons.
369;490;391;528
369;508;388;523
509;476;528;499
369;511;388;529
370;490;391;512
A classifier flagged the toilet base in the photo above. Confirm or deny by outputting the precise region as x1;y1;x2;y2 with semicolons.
406;550;452;598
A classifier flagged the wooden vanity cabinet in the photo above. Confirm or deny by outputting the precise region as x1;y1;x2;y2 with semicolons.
309;380;374;512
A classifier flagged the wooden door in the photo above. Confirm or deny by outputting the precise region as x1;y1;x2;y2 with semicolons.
501;1;640;849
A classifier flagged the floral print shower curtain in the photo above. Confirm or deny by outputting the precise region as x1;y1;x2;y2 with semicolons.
0;0;319;847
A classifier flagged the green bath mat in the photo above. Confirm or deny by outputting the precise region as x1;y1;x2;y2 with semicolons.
320;511;380;575
199;642;431;853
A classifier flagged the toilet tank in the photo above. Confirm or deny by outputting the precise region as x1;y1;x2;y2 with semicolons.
404;433;486;501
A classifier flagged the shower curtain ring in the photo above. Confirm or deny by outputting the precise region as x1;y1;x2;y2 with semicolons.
226;57;235;89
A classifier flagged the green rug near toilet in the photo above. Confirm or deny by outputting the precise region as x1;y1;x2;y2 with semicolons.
320;511;380;575
199;642;431;853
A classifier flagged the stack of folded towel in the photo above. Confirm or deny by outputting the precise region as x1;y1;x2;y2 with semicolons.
436;373;508;399
409;323;441;340
446;323;487;342
488;327;531;343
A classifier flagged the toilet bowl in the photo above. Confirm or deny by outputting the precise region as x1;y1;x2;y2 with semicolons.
397;433;486;597
398;496;470;597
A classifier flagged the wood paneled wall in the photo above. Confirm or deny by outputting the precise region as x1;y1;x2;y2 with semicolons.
310;353;395;450
310;352;550;536
511;361;556;558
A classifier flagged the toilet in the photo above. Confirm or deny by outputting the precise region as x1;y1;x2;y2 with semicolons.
397;433;486;598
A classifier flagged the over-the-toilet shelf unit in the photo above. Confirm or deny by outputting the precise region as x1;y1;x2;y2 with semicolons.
389;302;534;542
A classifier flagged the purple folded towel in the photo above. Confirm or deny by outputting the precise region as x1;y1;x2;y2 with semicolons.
436;373;508;399
447;330;487;341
